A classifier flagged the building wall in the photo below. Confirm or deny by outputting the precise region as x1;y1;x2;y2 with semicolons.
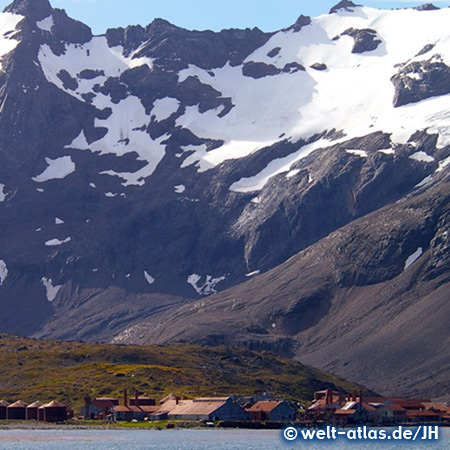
269;404;295;422
7;407;26;420
214;401;249;421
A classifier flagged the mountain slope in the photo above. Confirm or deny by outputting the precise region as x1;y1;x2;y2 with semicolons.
110;174;450;399
0;334;370;410
0;0;448;398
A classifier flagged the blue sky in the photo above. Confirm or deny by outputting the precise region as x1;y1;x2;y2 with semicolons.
1;0;450;34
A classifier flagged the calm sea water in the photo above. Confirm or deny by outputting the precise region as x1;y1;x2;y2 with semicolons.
0;428;447;449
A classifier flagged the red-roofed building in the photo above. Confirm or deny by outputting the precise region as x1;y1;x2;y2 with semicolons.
7;400;28;420
246;401;295;422
406;410;441;422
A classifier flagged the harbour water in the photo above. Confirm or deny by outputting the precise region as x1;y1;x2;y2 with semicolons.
0;428;448;449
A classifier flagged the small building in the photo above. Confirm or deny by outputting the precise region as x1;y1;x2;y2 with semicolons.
0;400;9;420
113;405;160;421
41;401;68;423
334;401;370;424
168;397;249;422
26;401;44;420
375;404;407;423
81;395;116;420
7;400;28;420
246;401;295;422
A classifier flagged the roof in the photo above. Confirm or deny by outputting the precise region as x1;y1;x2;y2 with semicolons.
91;399;115;410
390;398;430;407
406;410;441;417
335;409;356;415
382;404;407;412
43;401;66;408
423;402;449;412
8;400;28;408
160;393;179;404
362;402;377;412
156;399;187;414
314;390;341;395
169;400;226;416
95;397;118;402
247;401;281;413
114;405;159;413
364;397;388;403
193;397;230;402
0;400;9;407
342;401;358;410
27;401;44;408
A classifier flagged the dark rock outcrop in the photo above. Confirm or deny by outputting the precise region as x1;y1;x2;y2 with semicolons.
392;58;450;107
342;28;382;54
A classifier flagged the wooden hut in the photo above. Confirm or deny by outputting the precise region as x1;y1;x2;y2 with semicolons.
42;401;68;423
0;400;9;419
26;401;44;420
7;400;28;420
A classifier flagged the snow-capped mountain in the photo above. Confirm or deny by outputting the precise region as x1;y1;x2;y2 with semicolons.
0;0;449;397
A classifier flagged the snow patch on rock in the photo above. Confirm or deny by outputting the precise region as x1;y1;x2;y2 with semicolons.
41;277;62;302
0;12;24;70
410;151;435;163
32;156;75;182
346;149;368;158
187;273;226;296
151;97;180;122
45;237;71;246
0;184;6;202
0;260;8;286
144;271;155;285
36;15;54;32
404;247;423;270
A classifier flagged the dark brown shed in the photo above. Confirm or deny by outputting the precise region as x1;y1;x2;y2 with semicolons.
42;401;67;423
26;401;44;420
7;400;28;420
0;400;9;420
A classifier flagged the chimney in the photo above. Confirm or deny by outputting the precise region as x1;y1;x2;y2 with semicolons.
326;389;332;406
176;396;179;405
359;390;363;405
135;390;139;408
124;389;128;407
352;391;356;402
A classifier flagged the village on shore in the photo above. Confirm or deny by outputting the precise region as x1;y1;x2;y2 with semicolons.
1;388;450;427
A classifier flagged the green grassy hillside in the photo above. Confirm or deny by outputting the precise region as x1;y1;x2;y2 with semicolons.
0;334;369;412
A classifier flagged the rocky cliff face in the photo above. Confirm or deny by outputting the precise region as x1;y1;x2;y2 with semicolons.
0;0;449;398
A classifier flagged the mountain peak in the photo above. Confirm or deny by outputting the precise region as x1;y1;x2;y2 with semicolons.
329;0;361;14
4;0;52;21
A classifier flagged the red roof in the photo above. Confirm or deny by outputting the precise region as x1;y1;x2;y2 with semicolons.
91;399;115;410
384;404;407;412
114;405;159;413
8;401;28;408
335;409;356;415
44;401;66;408
247;401;281;413
407;410;440;417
